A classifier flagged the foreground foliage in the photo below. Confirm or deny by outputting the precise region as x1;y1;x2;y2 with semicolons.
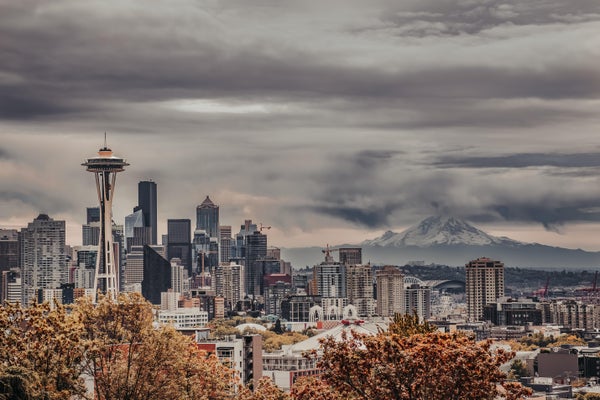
0;302;87;399
77;294;234;400
0;298;531;400
302;313;531;400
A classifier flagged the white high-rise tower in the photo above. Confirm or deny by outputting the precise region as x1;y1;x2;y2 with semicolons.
82;137;129;302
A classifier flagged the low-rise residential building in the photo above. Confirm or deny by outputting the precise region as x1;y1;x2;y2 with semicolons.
157;308;208;328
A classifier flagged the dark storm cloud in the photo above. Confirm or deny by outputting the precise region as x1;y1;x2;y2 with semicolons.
0;0;598;125
0;189;73;214
307;149;403;227
377;0;600;37
437;153;600;169
309;205;399;228
306;148;600;232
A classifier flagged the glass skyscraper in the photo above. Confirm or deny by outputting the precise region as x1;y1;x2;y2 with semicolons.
196;196;219;238
137;180;157;245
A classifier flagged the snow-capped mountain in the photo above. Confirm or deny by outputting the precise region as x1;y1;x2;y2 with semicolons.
362;216;523;248
282;216;600;269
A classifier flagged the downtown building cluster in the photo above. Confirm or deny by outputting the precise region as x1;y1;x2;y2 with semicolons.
0;180;433;326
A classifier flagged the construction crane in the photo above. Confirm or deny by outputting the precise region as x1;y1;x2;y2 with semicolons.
259;223;271;232
321;244;339;263
581;271;600;294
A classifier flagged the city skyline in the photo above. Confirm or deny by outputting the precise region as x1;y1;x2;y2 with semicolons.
1;1;600;250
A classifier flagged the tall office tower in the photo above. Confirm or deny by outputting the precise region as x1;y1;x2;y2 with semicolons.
313;262;347;299
466;257;505;322
0;229;19;302
82;223;100;246
219;225;232;263
20;214;68;304
339;247;362;266
404;283;431;321
124;246;144;287
142;245;171;305
167;219;192;275
376;265;404;317
346;264;374;317
214;262;243;311
124;209;145;252
137;180;157;245
196;196;219;238
245;230;267;297
170;258;187;295
86;207;100;224
83;141;128;301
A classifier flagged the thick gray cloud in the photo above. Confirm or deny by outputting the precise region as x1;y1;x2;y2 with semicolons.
0;0;600;248
437;153;600;169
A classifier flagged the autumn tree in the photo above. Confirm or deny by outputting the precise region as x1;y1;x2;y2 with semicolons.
291;376;346;400
508;359;529;379
0;301;88;399
77;293;235;400
304;325;531;400
237;377;290;400
387;312;437;337
0;367;41;400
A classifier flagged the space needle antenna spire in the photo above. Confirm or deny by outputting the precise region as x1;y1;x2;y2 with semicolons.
82;136;129;303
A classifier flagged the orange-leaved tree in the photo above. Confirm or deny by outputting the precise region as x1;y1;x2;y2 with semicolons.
0;301;88;400
301;314;531;400
76;293;235;400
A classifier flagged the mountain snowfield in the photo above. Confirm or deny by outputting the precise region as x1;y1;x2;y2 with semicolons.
361;216;524;247
282;215;600;268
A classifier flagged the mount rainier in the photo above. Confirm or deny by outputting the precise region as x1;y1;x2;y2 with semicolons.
282;216;600;269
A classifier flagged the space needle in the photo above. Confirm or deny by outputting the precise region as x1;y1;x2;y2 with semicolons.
82;135;129;302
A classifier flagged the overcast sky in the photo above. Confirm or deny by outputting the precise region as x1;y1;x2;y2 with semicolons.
1;0;600;250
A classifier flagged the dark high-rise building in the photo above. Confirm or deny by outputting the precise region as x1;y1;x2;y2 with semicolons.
138;181;157;245
245;231;267;297
86;207;100;224
82;224;100;246
219;225;232;263
0;229;19;302
196;196;219;238
167;219;192;276
339;247;362;266
0;229;19;272
142;245;171;305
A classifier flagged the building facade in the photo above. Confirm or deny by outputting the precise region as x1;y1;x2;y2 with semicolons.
338;247;362;266
404;283;431;321
346;264;374;317
167;219;192;275
21;214;68;304
465;257;505;322
196;196;219;238
137;180;157;245
214;262;243;311
376;265;404;317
